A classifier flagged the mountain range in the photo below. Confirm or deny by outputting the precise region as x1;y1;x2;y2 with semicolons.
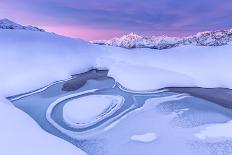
1;18;232;50
92;29;232;50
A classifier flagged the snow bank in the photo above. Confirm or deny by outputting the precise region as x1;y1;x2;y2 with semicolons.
100;45;232;91
130;133;157;142
0;30;99;97
63;95;124;128
108;63;195;91
1;29;232;97
0;97;86;155
195;121;232;140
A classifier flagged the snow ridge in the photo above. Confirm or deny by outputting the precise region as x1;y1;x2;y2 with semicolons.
0;18;45;32
92;29;232;50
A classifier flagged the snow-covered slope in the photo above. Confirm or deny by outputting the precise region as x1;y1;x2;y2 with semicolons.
0;18;45;32
0;97;86;155
92;29;232;49
0;29;98;97
1;27;232;96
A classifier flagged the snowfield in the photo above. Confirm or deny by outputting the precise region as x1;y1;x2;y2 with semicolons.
108;64;195;91
0;29;98;97
0;97;86;155
0;27;232;155
0;29;232;97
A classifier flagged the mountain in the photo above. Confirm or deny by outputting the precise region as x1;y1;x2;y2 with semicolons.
92;29;232;50
0;18;45;32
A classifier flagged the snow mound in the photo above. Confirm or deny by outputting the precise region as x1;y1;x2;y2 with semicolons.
0;97;86;155
0;18;45;32
0;29;97;97
108;64;195;91
63;95;124;128
130;133;157;142
195;121;232;140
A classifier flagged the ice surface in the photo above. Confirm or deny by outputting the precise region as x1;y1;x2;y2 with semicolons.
63;95;124;128
130;133;157;142
0;97;86;155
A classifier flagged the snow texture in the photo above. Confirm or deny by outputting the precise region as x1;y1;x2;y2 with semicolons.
0;97;86;155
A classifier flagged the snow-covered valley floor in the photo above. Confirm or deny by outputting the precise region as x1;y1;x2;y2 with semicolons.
1;28;232;155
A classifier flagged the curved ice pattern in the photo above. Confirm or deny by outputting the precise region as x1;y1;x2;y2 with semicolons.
63;95;124;128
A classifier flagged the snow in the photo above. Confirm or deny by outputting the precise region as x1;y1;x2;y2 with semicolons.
195;121;232;140
130;133;157;142
0;23;232;154
46;89;105;139
1;28;232;96
103;94;188;132
0;29;98;97
108;63;195;91
0;97;86;155
63;95;124;128
92;33;181;49
104;45;232;91
1;28;232;97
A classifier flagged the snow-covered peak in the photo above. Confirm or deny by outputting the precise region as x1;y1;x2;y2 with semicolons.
104;32;143;48
0;18;17;24
229;28;232;33
0;18;45;32
92;28;232;50
0;18;22;29
120;32;142;40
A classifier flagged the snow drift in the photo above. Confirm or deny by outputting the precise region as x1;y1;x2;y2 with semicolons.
0;97;86;155
0;28;232;96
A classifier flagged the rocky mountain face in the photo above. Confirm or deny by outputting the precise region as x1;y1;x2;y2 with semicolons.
92;29;232;50
0;18;45;32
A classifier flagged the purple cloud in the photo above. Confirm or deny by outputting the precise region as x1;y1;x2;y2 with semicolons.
0;0;231;40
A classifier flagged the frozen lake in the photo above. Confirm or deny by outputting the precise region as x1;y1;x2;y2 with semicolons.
10;71;232;155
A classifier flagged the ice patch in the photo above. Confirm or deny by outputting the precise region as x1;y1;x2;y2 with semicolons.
144;94;189;110
195;120;232;140
177;108;190;115
130;132;157;142
63;95;124;128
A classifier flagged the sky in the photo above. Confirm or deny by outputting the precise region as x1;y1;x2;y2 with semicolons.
0;0;232;40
